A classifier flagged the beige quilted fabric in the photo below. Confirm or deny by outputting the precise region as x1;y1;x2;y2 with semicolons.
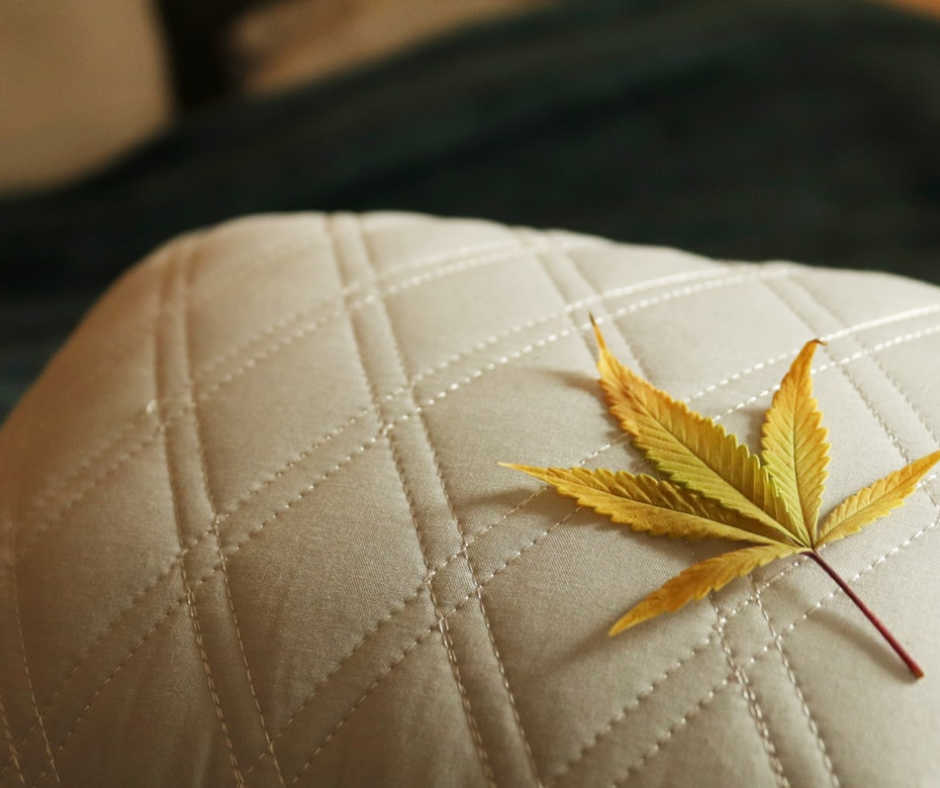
2;212;940;787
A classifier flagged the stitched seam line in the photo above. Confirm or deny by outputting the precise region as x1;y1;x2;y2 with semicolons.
371;220;535;784
286;505;581;787
0;310;924;777
292;216;493;787
182;245;287;788
688;303;940;402
8;312;936;778
21;237;600;541
757;279;858;787
359;219;503;784
787;277;940;494
595;306;791;788
155;241;245;788
706;558;790;788
19;228;537;518
0;673;26;786
545;339;940;785
19;263;779;564
753;588;840;788
12;551;61;788
609;678;733;787
6;446;380;779
240;589;429;777
605;509;940;788
713;323;940;422
7;269;777;751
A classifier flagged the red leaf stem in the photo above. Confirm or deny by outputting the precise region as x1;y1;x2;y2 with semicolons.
809;551;923;679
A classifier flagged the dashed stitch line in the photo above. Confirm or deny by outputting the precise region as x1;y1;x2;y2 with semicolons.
714;322;940;422
606;528;936;788
10;549;62;787
246;506;584;776
9;306;936;781
18;418;380;783
689;303;940;402
754;590;840;788
211;265;737;519
17;240;600;560
551;472;940;787
18;235;580;524
588;309;793;788
559;288;785;786
10;288;933;777
0;684;25;786
747;280;841;788
240;589;430;777
157;241;246;788
287;629;439;786
19;227;525;519
2;437;382;779
343;216;494;787
9;275;939;781
609;677;733;787
551;325;940;784
6;267;773;743
710;574;789;788
183;249;288;788
286;505;582;787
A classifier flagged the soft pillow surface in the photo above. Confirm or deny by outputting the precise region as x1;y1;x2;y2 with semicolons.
1;212;940;787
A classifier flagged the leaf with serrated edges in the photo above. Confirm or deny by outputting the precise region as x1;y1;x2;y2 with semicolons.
609;543;803;634
501;464;785;545
591;319;803;546
817;451;940;547
761;339;828;544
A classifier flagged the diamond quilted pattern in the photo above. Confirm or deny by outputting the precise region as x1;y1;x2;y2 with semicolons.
2;212;940;787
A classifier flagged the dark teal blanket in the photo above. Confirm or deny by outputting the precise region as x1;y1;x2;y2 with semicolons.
2;0;940;418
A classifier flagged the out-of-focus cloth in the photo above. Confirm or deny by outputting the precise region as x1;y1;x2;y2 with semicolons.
2;0;940;418
0;0;171;193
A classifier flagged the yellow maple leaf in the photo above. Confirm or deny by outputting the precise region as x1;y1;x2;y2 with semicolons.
503;319;940;678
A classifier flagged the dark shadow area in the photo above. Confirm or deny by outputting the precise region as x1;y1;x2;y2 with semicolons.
3;0;940;418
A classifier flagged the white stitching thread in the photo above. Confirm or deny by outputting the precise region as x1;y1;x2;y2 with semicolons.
239;588;430;777
688;303;940;402
0;689;25;787
715;586;789;787
182;243;288;787
331;216;494;787
595;305;791;788
714;323;940;422
544;320;940;784
8;275;939;781
753;588;840;788
16;240;603;560
6;266;775;754
19;225;529;518
17;442;380;779
18;231;589;526
286;503;582;786
746;279;848;788
157;241;246;787
10;309;937;781
10;300;938;775
609;678;732;787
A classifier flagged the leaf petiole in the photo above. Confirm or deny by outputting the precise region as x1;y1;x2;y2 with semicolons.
808;551;923;679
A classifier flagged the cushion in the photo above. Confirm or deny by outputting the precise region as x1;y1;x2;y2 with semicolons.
2;211;940;787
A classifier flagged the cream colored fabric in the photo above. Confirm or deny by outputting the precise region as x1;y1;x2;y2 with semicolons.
2;212;940;787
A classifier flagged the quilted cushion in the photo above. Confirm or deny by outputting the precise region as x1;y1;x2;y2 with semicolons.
2;212;940;787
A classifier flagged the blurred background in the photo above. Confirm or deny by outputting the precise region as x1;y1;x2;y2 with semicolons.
1;0;940;418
